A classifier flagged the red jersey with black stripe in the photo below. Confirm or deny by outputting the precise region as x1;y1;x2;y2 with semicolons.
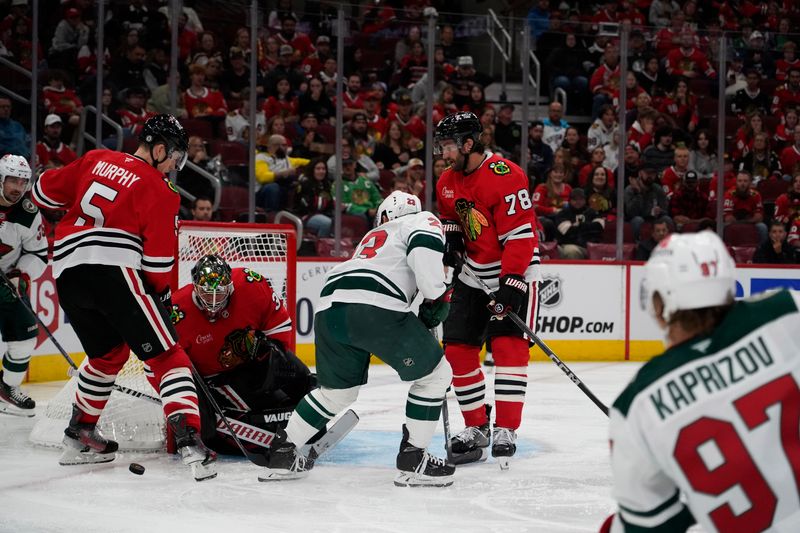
171;268;293;377
31;149;179;294
437;152;540;291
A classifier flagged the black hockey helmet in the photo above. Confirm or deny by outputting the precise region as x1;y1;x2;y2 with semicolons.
191;255;234;319
433;111;483;155
139;114;189;171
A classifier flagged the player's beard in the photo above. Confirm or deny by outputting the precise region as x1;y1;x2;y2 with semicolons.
447;152;466;172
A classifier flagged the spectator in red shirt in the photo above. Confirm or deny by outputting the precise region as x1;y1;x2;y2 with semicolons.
780;124;800;177
628;107;657;153
578;147;616;188
670;170;710;230
363;92;387;140
661;145;691;198
733;111;767;162
774;173;800;224
461;83;492;117
612;71;647;113
788;215;800;253
36;114;77;169
708;154;737;204
654;10;686;59
665;29;717;80
533;165;572;241
334;72;365;121
184;63;228;119
659;78;700;136
723;170;767;243
275;14;314;59
300;35;332;80
776;42;800;82
42;69;82;127
262;77;299;122
771;68;800;115
433;83;458;124
399;41;428;89
387;91;426;140
590;43;620;120
774;106;799;150
117;86;153;136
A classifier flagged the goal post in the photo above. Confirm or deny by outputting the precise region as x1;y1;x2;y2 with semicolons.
30;222;297;451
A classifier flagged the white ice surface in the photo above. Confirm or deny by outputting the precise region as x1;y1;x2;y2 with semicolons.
0;362;642;533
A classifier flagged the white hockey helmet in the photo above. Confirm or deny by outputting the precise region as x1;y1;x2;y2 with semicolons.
642;231;736;323
376;191;421;225
0;154;32;204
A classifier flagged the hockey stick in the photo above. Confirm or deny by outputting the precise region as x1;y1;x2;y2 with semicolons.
460;266;609;417
0;270;164;405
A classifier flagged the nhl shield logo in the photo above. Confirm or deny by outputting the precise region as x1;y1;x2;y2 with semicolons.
403;358;415;367
539;276;563;308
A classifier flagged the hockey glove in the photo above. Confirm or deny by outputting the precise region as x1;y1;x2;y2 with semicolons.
418;285;454;329
441;219;465;272
488;274;528;318
0;269;30;302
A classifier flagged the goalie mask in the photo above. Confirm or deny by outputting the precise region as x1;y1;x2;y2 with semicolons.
191;255;234;319
376;191;421;226
0;154;32;205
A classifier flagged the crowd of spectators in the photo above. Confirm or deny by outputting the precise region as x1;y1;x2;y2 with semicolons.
0;0;799;263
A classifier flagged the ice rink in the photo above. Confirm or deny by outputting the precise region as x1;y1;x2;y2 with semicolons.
1;362;642;533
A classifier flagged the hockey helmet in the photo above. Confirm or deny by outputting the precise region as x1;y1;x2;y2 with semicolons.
376;191;421;225
139;114;189;171
0;154;32;205
641;231;736;323
191;255;234;319
433;111;482;155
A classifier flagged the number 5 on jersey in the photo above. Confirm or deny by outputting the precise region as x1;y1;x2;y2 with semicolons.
76;182;119;227
504;189;532;215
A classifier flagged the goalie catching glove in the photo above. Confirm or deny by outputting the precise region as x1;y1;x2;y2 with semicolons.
488;274;527;318
418;285;454;329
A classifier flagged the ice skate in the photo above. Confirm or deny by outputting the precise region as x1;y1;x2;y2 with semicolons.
259;428;316;482
449;421;490;465
0;375;35;417
492;427;517;470
59;405;118;465
167;413;217;481
394;425;455;487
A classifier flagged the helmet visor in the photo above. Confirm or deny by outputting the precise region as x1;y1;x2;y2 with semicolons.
170;149;188;171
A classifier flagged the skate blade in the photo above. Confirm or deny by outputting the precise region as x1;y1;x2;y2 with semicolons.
393;472;454;487
497;456;510;470
58;447;116;466
450;447;489;466
0;402;35;418
258;469;309;482
191;462;218;482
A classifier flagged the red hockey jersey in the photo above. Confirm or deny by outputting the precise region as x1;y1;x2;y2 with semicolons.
437;153;540;290
171;268;293;377
31;149;179;294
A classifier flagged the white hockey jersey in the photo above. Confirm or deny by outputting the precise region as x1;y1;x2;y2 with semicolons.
607;290;800;533
0;197;48;281
317;211;446;314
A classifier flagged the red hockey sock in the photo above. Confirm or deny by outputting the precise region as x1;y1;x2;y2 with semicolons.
446;343;488;427
492;336;530;430
74;344;130;425
147;345;201;433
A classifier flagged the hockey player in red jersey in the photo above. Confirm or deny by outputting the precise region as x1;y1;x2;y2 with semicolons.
434;112;540;468
31;114;216;480
164;255;315;456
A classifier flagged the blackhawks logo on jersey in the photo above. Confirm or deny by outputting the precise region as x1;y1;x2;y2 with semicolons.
163;178;179;194
244;268;263;282
454;198;489;241
170;304;185;325
489;161;511;176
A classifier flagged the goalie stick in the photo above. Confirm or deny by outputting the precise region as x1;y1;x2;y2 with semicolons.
460;265;609;417
0;269;163;404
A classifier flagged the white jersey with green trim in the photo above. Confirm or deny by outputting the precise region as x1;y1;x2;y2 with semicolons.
0;197;48;280
606;290;800;533
317;211;446;314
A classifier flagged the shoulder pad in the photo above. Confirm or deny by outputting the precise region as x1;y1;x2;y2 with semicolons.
170;303;185;325
163;178;179;194
487;159;512;176
6;197;40;227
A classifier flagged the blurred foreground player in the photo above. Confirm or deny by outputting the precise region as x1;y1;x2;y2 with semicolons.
0;155;48;416
434;112;540;468
602;231;800;532
163;255;313;456
32;115;217;480
262;191;455;486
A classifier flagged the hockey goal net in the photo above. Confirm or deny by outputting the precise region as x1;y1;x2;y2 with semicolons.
29;222;297;451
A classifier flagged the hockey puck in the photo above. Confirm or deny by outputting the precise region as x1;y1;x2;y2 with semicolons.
129;463;145;475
